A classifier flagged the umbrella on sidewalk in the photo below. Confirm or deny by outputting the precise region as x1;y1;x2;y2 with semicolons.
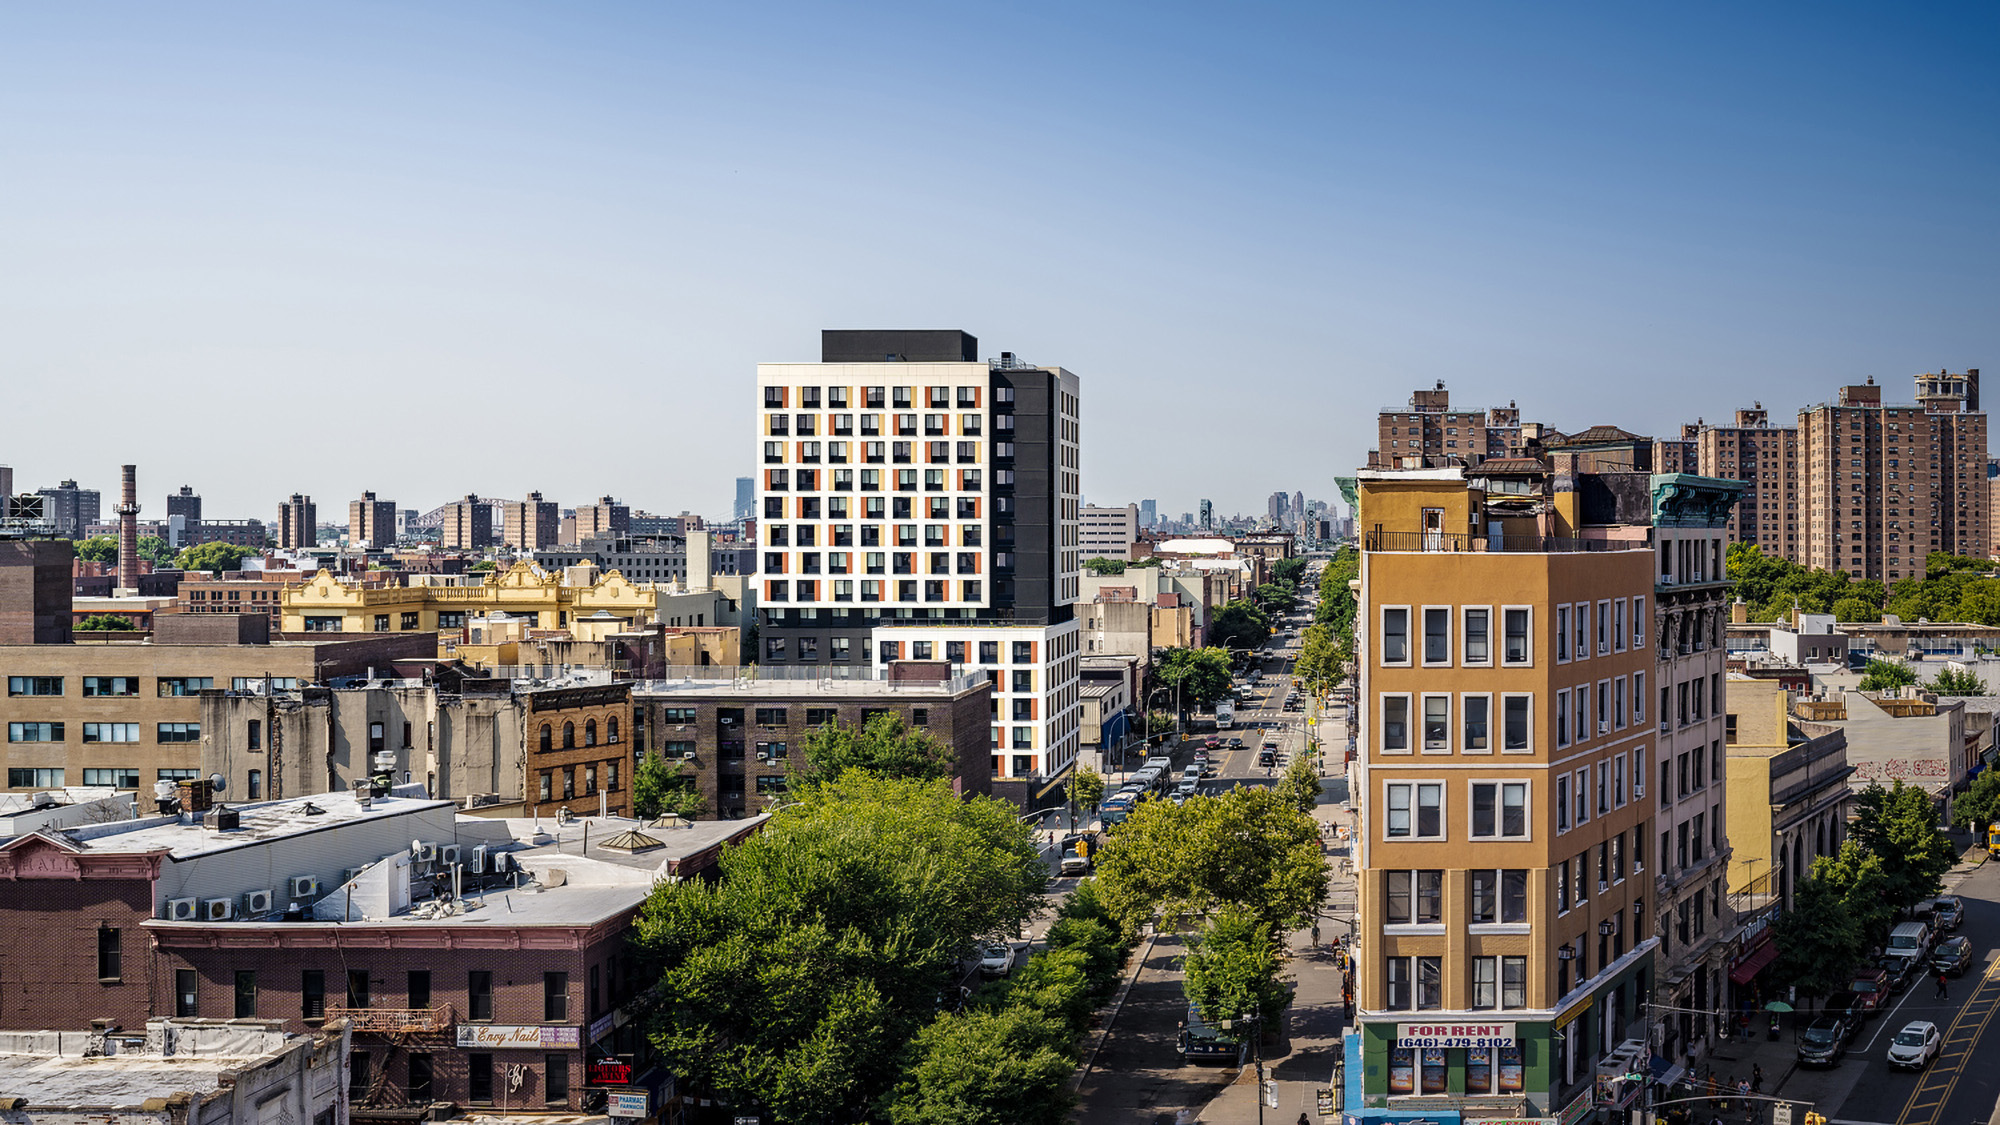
1763;1001;1793;1012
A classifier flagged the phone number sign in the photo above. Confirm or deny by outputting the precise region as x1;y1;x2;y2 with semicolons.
1395;1022;1517;1049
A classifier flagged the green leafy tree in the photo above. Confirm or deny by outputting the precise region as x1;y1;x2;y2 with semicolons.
1315;547;1359;657
1153;647;1233;711
1270;557;1307;586
75;614;136;631
175;541;258;575
634;774;1046;1124
74;535;118;563
1070;766;1106;815
1832;596;1878;623
798;713;957;787
1848;781;1954;911
1183;905;1292;1032
1858;659;1917;693
883;1006;1075;1125
1206;599;1272;650
630;750;705;820
1274;755;1322;813
1081;557;1126;575
1772;875;1866;1001
1811;841;1894;947
467;559;498;573
1953;768;2000;831
1295;623;1346;695
1254;583;1296;617
1093;785;1327;937
1928;667;1987;696
136;536;176;566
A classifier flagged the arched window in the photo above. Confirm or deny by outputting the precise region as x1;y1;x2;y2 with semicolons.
247;769;262;800
585;720;598;747
539;725;552;752
563;722;576;749
607;717;620;744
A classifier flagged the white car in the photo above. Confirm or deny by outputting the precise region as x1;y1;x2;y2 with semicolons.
978;942;1015;978
1886;1020;1941;1070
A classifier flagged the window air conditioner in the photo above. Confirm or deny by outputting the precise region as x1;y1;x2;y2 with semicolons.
289;876;319;900
242;888;274;915
203;898;235;921
1598;721;1610;735
167;897;198;921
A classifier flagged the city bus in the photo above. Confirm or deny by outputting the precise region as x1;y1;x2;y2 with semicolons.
1179;1002;1244;1064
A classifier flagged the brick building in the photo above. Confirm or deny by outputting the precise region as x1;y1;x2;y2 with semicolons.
349;492;398;549
1695;405;1800;559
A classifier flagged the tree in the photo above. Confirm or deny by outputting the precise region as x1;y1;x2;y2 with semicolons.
1858;659;1917;693
1092;785;1328;937
175;541;258;575
136;536;176;566
1928;667;1987;696
1811;841;1893;948
798;713;956;787
1070;766;1106;815
1953;768;2000;831
634;775;1046;1124
75;614;136;631
1081;558;1125;576
1772;875;1865;1001
1271;557;1307;586
631;751;704;820
1153;647;1233;711
1273;755;1322;814
1254;583;1296;617
1206;599;1272;650
1832;596;1878;623
1295;623;1346;695
883;1006;1075;1125
74;536;118;563
1183;906;1292;1032
1847;781;1954;911
467;560;498;573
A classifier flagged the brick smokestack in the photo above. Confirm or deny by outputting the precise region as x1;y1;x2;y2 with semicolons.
116;464;140;592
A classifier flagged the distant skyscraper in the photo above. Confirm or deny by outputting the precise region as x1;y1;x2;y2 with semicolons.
734;476;754;523
1199;499;1213;528
1292;491;1306;529
1139;499;1157;528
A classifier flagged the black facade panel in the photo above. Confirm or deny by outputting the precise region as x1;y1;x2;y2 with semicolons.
821;330;978;364
996;369;1060;625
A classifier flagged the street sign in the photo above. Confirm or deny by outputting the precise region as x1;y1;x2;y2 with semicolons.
1773;1105;1793;1125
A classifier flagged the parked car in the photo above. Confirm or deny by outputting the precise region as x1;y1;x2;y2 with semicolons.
1797;1018;1848;1067
978;942;1015;978
1886;1021;1942;1071
1258;747;1278;767
1932;935;1974;977
1822;992;1867;1036
1878;954;1918;993
1851;967;1890;1017
1922;896;1965;931
1888;921;1934;962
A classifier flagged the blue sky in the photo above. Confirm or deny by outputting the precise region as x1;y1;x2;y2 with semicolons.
2;3;1994;522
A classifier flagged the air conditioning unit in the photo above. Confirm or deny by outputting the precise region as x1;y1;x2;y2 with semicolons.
167;897;198;921
1598;721;1610;735
202;898;235;921
289;876;319;900
242;888;274;915
415;842;439;863
440;844;460;865
681;751;696;761
470;845;488;873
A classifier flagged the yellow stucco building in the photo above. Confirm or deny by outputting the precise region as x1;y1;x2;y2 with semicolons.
280;563;669;638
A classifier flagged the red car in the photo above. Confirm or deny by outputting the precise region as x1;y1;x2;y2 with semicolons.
1850;968;1889;1017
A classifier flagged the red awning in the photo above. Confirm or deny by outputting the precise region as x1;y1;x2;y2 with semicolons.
1729;940;1780;985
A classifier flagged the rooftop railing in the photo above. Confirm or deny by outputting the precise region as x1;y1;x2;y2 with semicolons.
1364;530;1648;554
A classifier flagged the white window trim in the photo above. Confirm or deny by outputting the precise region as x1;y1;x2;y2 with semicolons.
1501;693;1534;754
1613;598;1627;653
1383;923;1449;936
1573;768;1590;826
1381;605;1413;667
1380;692;1414;755
1382;779;1447;841
1467;778;1534;842
1613;754;1627;809
1556;605;1571;664
1501;604;1533;667
1633;596;1647;650
1632;746;1647;799
1468;923;1534;936
1420;692;1453;754
1555;688;1571;748
1462;605;1494;668
1597;600;1612;656
1572;602;1589;663
1461;692;1494;754
1555;774;1571;834
1421;604;1453;667
1596;678;1612;738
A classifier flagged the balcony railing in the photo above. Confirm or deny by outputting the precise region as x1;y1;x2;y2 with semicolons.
1365;531;1648;554
326;1004;454;1034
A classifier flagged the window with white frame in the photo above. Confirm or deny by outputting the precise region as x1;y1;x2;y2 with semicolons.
1613;755;1627;807
1632;746;1646;799
1634;671;1646;726
1469;869;1529;924
1556;774;1571;832
1556;606;1570;662
1597;600;1611;654
1613;599;1626;652
1555;689;1571;746
1614;676;1627;729
1573;685;1588;744
1385;782;1443;839
1633;596;1646;650
1381;695;1411;752
1502;695;1531;752
1596;679;1609;735
1573;603;1588;661
1416;957;1443;1009
1470;781;1528;839
1385;958;1413;1010
1503;607;1531;665
1596;761;1609;815
1462;695;1490;752
1382;607;1410;665
1464;608;1491;665
1384;869;1444;924
1422;695;1450;751
1573;768;1589;825
1423;607;1451;665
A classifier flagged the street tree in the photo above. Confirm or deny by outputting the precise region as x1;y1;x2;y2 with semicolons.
883;1006;1075;1125
634;774;1046;1124
1772;875;1865;1001
1183;905;1292;1031
630;751;704;820
1153;647;1233;710
797;712;956;786
1092;785;1327;937
1070;766;1106;815
175;541;258;575
1810;841;1893;947
1271;557;1307;586
74;536;118;563
1206;599;1272;650
1847;780;1954;911
1953;768;2000;832
1274;755;1322;814
1927;667;1987;696
1255;583;1296;616
1295;623;1345;695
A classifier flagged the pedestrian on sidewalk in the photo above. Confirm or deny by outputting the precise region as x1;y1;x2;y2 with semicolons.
1751;1064;1762;1094
1936;971;1949;999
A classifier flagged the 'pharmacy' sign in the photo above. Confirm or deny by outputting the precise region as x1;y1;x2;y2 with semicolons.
1395;1023;1517;1048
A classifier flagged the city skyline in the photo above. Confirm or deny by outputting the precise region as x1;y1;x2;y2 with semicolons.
3;5;1994;517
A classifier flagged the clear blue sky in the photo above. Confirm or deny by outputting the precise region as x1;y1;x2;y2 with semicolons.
2;3;1994;522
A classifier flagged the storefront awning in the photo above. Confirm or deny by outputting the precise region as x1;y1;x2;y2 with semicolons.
1729;940;1780;985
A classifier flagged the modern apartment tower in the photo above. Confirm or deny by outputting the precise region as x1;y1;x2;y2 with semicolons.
756;330;1083;784
277;494;316;550
347;491;397;549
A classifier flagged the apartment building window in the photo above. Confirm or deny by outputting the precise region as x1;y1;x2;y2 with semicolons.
1381;607;1410;664
1556;858;1570;912
1462;695;1490;751
8;723;62;743
82;723;139;743
82;676;139;697
235;971;257;1018
83;768;140;787
1381;695;1410;751
1385;870;1443;923
1613;600;1626;651
1556;606;1570;661
1634;672;1646;725
157;677;212;697
1555;690;1570;746
1500;607;1531;664
1470;782;1527;838
1422;695;1450;750
1573;604;1588;661
1573;768;1589;826
1469;869;1528;924
1385;958;1412;1010
1556;774;1570;832
1415;957;1443;1009
1502;696;1531;751
302;971;326;1019
1614;755;1627;806
1384;782;1442;838
1614;677;1627;729
1423;607;1450;664
6;677;61;696
468;971;494;1021
1633;596;1647;649
1632;747;1645;800
1597;600;1610;653
176;969;199;1016
544;972;569;1022
98;926;121;982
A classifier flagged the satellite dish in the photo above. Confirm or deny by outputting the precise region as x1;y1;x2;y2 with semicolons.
208;774;227;793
